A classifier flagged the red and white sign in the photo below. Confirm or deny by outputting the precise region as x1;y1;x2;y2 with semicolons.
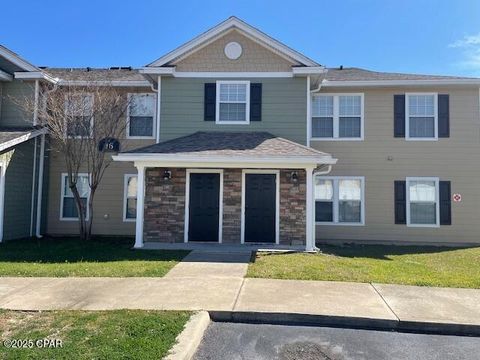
453;193;462;202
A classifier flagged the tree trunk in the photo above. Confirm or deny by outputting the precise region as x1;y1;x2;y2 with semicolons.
86;187;96;241
70;184;87;241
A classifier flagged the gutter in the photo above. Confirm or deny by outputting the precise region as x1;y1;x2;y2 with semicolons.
321;79;480;87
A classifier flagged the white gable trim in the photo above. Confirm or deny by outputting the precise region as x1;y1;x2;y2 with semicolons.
0;46;39;72
147;17;319;68
0;69;13;82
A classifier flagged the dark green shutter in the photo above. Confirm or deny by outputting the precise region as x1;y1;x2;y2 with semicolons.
394;181;407;224
438;94;450;138
204;83;216;121
250;83;262;121
394;95;406;137
439;181;452;225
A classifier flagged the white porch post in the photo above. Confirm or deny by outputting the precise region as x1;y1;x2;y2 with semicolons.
134;164;146;248
305;166;315;251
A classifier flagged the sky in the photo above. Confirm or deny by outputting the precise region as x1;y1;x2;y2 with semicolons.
1;0;480;76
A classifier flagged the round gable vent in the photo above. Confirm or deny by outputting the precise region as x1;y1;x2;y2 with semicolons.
224;42;242;60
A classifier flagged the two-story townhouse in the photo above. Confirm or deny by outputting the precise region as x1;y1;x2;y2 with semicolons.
2;16;480;250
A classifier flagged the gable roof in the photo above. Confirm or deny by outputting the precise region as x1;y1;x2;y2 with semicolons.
147;16;320;68
0;45;39;74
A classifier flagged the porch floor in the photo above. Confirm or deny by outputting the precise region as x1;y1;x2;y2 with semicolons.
142;242;309;253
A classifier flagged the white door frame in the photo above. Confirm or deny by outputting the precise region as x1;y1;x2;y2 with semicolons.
241;169;280;244
0;160;6;242
184;169;224;243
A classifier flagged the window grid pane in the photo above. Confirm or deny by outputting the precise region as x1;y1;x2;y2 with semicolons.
312;117;334;138
409;117;435;138
129;116;153;137
339;117;361;138
408;95;434;116
219;103;246;122
312;96;333;117
218;83;248;122
130;94;155;116
339;96;361;116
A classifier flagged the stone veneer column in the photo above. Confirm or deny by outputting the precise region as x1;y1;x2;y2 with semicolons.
279;169;307;245
144;168;186;243
222;169;242;243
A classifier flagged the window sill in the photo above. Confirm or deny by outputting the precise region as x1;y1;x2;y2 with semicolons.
316;222;365;226
310;137;364;142
126;136;155;140
406;223;440;228
405;137;438;141
215;121;250;125
123;218;136;223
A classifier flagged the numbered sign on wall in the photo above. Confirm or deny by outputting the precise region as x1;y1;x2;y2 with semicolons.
98;138;120;152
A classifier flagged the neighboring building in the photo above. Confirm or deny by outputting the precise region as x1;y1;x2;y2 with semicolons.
1;17;480;250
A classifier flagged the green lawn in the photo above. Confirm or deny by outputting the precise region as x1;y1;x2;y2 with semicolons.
248;245;480;288
0;237;188;277
0;309;190;360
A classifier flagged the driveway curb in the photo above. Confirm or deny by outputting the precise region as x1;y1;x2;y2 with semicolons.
209;311;480;337
165;311;210;360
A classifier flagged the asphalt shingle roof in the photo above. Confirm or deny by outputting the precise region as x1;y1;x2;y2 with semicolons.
43;68;145;82
125;131;331;158
0;127;41;148
324;67;478;81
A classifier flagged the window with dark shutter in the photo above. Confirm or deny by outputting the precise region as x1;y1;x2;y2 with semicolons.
250;83;262;121
438;94;450;138
439;181;452;225
394;181;407;224
204;83;216;121
394;95;406;138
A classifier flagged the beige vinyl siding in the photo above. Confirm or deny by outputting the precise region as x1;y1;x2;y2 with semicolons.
0;80;33;127
173;30;297;72
312;86;480;245
160;77;307;144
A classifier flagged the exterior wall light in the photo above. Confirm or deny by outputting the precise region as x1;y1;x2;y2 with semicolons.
290;171;299;183
163;170;172;181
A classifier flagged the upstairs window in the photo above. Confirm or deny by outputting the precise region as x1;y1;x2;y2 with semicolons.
127;93;156;138
312;94;363;140
65;94;93;138
216;81;250;124
406;93;438;139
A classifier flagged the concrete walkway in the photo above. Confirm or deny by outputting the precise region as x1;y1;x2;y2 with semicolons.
0;250;479;334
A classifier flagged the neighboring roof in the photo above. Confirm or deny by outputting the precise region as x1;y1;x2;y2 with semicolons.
120;131;335;164
41;68;150;86
0;45;39;74
0;127;47;152
321;67;480;86
147;16;320;68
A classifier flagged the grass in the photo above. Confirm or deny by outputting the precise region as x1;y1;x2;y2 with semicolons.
247;245;480;288
0;309;190;360
0;237;188;277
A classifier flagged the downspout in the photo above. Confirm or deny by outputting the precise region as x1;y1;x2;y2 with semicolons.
150;76;161;143
309;164;333;251
35;133;45;238
33;80;39;125
29;137;38;236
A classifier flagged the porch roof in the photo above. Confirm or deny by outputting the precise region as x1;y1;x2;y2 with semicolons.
0;127;47;152
114;131;336;167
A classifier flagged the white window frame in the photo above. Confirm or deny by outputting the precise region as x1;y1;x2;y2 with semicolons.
405;93;438;141
315;176;365;226
123;174;137;222
60;173;90;221
215;80;250;125
64;93;94;139
406;177;440;228
310;93;364;141
126;93;156;139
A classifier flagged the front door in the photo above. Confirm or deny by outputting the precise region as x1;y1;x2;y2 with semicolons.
244;173;276;243
188;173;220;242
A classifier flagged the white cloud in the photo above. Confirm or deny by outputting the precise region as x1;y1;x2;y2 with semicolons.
449;33;480;74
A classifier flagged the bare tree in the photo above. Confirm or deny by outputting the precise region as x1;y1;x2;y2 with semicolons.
16;82;131;240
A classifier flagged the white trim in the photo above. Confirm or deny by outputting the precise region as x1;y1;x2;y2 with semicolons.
59;173;90;221
156;76;162;142
406;177;440;228
35;134;45;237
0;128;47;153
139;67;176;75
126;93;156;139
241;170;280;245
184;169;224;243
113;154;337;166
305;166;315;251
123;174;138;222
0;160;6;242
215;80;250;124
14;71;58;84
147;17;319;67
1;46;39;72
306;76;311;147
293;67;327;76
315;176;365;226
0;70;13;82
175;72;293;78
310;93;364;141
134;165;145;248
29;137;37;236
33;80;39;125
321;79;480;87
405;92;438;141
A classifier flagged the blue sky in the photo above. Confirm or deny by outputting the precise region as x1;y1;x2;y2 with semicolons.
2;0;480;76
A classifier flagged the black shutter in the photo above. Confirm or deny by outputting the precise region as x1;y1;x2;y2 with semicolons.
394;95;406;137
438;94;450;138
394;181;407;224
204;83;216;121
250;83;262;121
439;181;452;225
